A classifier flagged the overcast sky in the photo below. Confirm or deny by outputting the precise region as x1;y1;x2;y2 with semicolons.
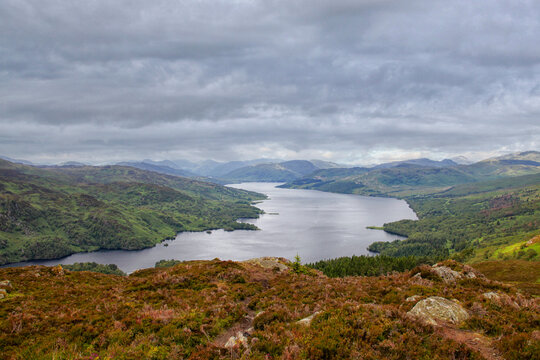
1;0;539;165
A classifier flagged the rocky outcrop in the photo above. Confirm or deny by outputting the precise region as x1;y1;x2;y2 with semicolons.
410;272;434;287
0;279;12;299
431;266;462;284
408;296;469;326
526;234;540;246
482;292;520;310
242;257;289;272
405;295;422;302
224;331;249;349
296;311;322;326
410;261;481;285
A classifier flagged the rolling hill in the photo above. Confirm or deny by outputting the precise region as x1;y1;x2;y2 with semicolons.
368;173;540;264
116;161;198;178
222;160;321;182
0;159;265;265
372;158;458;169
281;151;540;197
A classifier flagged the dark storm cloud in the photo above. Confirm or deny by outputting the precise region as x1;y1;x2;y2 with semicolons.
0;0;539;164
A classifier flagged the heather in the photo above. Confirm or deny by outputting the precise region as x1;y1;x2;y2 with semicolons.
1;259;538;359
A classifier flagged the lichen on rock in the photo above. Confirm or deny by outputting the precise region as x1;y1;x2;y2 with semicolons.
431;265;462;284
407;296;469;326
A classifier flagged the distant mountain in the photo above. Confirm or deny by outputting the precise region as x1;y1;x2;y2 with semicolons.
309;160;347;169
166;159;199;171
203;159;281;177
133;158;340;178
116;161;197;178
185;160;222;176
0;155;34;165
58;161;88;167
495;150;540;162
460;151;540;179
450;156;474;165
142;159;185;170
281;151;540;197
372;158;457;169
196;159;283;177
223;160;320;182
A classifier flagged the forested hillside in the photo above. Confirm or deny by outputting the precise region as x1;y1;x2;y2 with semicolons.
279;153;540;280
368;174;540;263
0;160;265;265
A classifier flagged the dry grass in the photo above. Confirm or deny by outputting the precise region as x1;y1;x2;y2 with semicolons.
472;260;540;296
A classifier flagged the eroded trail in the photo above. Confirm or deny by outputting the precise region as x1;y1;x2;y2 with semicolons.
212;258;287;348
438;327;505;360
212;308;256;348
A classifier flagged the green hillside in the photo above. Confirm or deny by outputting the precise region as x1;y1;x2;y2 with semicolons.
0;160;265;265
368;174;540;263
281;151;540;197
222;160;320;182
281;165;477;196
280;152;540;265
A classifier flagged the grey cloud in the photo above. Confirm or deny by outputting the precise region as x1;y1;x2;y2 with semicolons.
0;0;538;164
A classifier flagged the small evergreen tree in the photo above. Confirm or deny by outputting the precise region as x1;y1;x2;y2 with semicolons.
292;254;302;273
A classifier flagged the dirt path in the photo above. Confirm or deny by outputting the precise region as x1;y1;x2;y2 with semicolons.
438;327;505;360
212;262;279;348
212;308;256;347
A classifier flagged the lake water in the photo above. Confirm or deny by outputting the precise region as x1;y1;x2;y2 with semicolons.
4;183;417;273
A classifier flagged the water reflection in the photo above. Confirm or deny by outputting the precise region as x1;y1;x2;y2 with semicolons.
3;183;417;273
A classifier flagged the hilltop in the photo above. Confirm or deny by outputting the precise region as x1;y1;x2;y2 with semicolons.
221;160;321;182
0;258;538;359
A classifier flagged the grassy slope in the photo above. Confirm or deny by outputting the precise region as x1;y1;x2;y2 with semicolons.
0;260;538;359
472;260;540;296
0;160;265;265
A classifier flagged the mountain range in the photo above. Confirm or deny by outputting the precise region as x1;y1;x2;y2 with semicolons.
280;151;540;197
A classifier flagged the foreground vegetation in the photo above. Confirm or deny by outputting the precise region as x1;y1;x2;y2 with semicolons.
0;259;538;359
0;159;265;265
